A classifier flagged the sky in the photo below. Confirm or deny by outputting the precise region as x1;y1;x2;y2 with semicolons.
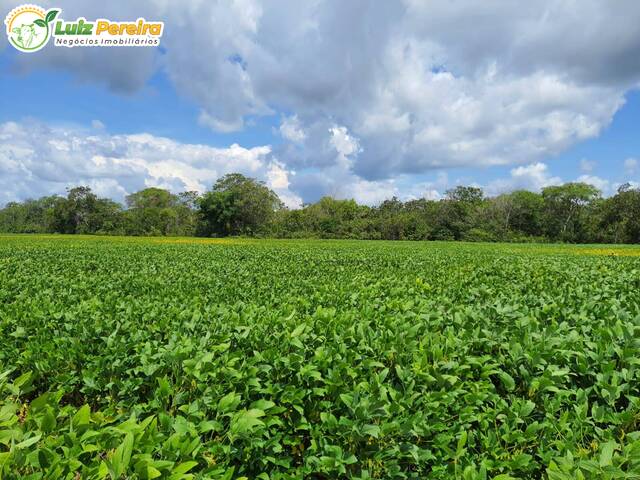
1;0;639;208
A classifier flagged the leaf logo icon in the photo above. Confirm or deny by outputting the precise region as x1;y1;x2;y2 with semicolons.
4;4;58;53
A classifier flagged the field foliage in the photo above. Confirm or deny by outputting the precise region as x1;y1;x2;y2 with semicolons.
1;236;639;479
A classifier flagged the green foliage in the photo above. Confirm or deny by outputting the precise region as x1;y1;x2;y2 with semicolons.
595;184;640;244
50;186;121;234
1;177;639;244
198;174;283;236
542;183;601;242
124;188;197;236
1;236;640;478
0;196;58;233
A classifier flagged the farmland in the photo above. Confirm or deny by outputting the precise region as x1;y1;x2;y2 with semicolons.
1;235;640;479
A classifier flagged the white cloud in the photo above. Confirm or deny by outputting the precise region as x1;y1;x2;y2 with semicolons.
329;126;361;158
279;115;307;143
624;158;638;175
3;117;632;208
342;178;398;206
0;120;300;207
91;119;105;130
265;160;302;208
4;0;639;183
3;1;640;204
423;190;442;201
580;159;596;173
197;112;245;133
487;162;562;195
485;165;623;197
576;174;610;195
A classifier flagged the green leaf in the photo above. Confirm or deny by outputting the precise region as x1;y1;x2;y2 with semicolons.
111;432;134;478
520;400;536;417
39;409;56;433
13;371;32;391
230;409;265;436
599;440;616;467
251;399;276;411
72;404;91;428
147;466;162;479
172;461;199;474
45;10;58;23
498;371;516;391
362;424;380;438
30;392;51;411
456;430;468;456
217;391;241;413
34;19;46;27
15;434;41;449
290;324;306;338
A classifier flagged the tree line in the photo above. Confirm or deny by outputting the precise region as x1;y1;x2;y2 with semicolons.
1;173;639;243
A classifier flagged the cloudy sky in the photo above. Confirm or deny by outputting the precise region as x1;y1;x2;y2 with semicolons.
1;0;640;207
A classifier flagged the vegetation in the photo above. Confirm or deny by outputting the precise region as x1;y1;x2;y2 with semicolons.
1;175;640;243
1;236;639;478
198;174;284;237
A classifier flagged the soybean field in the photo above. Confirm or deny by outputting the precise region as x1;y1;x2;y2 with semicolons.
1;235;640;479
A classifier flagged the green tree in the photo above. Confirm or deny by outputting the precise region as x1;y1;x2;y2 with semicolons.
483;190;544;240
125;187;178;236
51;186;121;234
542;183;600;242
431;186;484;240
198;174;283;236
597;183;640;243
0;196;59;233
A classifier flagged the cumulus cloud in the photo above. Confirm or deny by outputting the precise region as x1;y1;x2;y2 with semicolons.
287;124;394;205
576;174;611;195
91;119;105;130
265;160;302;208
3;0;640;201
329;125;361;159
486;162;562;195
485;164;627;197
0;120;301;207
1;117;633;209
278;115;306;143
625;158;638;175
157;0;638;180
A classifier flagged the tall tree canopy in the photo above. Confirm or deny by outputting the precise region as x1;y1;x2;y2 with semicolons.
51;186;122;234
542;182;600;242
123;187;197;236
1;174;639;244
198;174;284;236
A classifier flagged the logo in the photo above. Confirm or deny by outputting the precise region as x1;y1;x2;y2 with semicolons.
5;4;163;52
5;4;57;52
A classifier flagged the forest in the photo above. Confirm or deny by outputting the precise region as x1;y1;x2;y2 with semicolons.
1;173;639;243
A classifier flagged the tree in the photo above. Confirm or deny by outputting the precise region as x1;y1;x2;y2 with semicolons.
597;184;640;243
123;187;199;236
542;183;600;242
125;187;177;236
0;196;59;233
3;178;640;244
50;186;121;234
431;186;485;240
483;190;544;239
198;174;283;236
446;186;484;204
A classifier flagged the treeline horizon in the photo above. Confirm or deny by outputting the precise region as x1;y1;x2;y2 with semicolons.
1;173;639;244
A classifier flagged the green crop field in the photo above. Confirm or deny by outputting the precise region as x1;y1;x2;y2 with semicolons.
1;235;639;479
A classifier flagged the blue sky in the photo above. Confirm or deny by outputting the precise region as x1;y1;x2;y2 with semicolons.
1;1;639;207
